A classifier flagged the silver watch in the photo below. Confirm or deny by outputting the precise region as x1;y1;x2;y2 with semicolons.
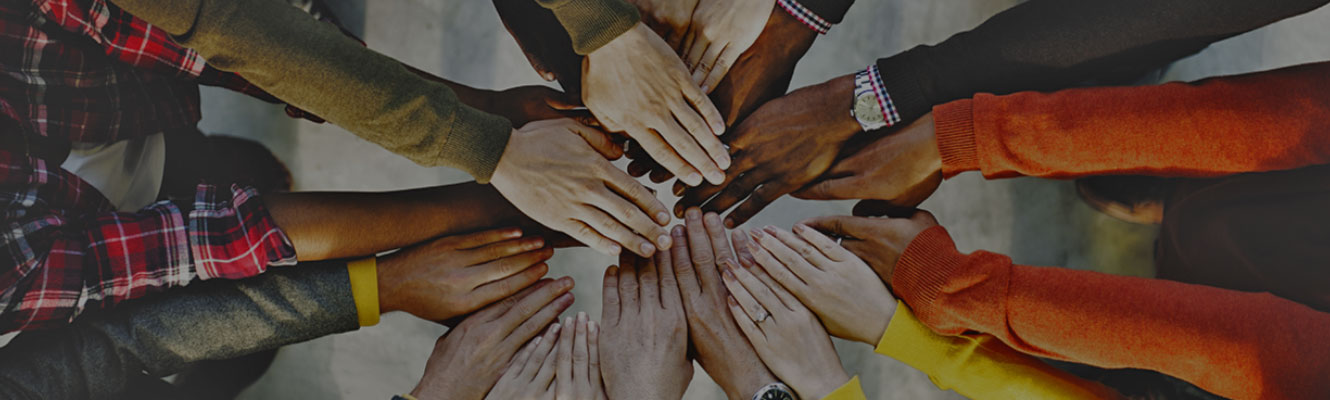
752;382;798;400
851;67;887;131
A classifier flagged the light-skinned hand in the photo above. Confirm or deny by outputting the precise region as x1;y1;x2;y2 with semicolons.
674;75;861;226
485;322;561;400
737;225;897;345
721;261;851;400
555;313;606;400
795;113;944;207
584;23;729;187
799;210;940;286
411;278;576;400
682;0;777;91
377;228;554;322
672;208;779;399
490;119;671;258
599;253;692;400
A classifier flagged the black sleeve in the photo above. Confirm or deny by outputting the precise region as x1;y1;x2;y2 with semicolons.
0;261;358;400
803;0;856;24
875;0;1330;125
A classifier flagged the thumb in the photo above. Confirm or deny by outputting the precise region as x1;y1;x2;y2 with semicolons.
544;93;584;111
791;176;859;200
567;121;624;160
797;215;878;241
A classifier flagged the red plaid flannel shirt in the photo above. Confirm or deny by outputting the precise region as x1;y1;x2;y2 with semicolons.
0;0;302;332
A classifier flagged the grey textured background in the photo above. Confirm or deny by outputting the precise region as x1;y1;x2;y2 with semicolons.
189;1;1330;398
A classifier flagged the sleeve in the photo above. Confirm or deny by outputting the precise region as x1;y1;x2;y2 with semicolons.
931;61;1330;179
0;153;296;333
107;0;514;181
874;0;1330;127
799;0;854;25
0;261;357;400
533;0;640;55
819;376;867;400
875;302;1121;400
892;226;1330;400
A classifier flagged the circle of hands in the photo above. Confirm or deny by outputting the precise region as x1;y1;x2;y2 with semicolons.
411;0;948;398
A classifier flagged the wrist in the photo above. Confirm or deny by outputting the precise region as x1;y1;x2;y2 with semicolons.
722;367;779;400
798;369;852;400
766;5;819;57
861;300;898;345
375;254;404;314
816;74;862;142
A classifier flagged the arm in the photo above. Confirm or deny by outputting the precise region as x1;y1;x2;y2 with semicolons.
894;225;1330;400
876;0;1330;127
0;261;357;400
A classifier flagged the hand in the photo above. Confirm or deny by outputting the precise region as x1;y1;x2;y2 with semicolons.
485;86;604;131
674;75;860;226
411;278;576;400
598;253;692;399
682;0;776;91
671;208;779;399
625;7;819;182
625;0;699;49
555;313;606;400
798;210;939;285
736;225;896;345
584;23;728;187
720;262;851;400
492;0;581;84
485;322;561;400
377;228;554;322
794;113;944;207
490;119;671;257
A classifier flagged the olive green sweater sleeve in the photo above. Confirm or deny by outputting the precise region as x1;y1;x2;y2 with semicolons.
109;0;513;181
534;0;640;55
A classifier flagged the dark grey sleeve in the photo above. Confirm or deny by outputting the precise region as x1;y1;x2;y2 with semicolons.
0;261;359;400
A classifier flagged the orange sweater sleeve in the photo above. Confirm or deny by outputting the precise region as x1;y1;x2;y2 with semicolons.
892;226;1330;400
931;61;1330;179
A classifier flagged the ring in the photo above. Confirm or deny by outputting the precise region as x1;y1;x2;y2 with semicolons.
754;309;770;323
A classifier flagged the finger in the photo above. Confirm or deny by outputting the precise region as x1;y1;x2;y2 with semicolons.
601;266;620;325
730;230;759;269
580;206;656;258
720;264;766;322
727;295;766;343
498;276;576;337
525;323;562;379
504;290;577;351
617;257;640;314
701;46;739;92
600;163;673;228
670;102;731;171
655;244;683;311
682;208;720;291
668;225;702;296
626;158;652;178
587;320;602;394
470;262;551;309
746;257;803;312
560;220;622;257
684;35;709;74
699;169;772;226
461;237;549;272
630;126;704;186
648;167;674;184
793;223;855;263
791;176;861;201
638;252;661;310
556;315;576;396
727;259;793;314
680;28;699;65
437;227;525;250
692;42;726;88
680;74;726;136
726;181;797;228
741;230;809;294
590;188;668;254
798;215;877;241
478;278;558;320
654;120;724;185
572;313;590;393
569;122;624;160
760;226;832;274
703;212;738;270
533;323;561;388
505;333;540;379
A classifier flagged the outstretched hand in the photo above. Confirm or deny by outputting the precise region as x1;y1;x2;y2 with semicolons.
598;252;692;400
681;0;777;91
799;210;940;285
795;113;943;206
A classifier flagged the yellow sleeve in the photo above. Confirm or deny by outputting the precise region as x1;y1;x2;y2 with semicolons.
347;257;381;327
875;302;1121;400
820;376;868;400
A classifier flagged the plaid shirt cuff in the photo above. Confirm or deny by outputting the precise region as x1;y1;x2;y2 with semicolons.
777;0;834;34
188;184;297;280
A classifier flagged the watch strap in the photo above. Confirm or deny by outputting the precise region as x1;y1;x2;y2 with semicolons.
853;65;902;131
752;382;799;400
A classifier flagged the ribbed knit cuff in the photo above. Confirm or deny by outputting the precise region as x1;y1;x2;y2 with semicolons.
819;376;867;400
874;50;932;128
347;257;380;327
892;226;967;326
440;104;513;183
932;99;979;178
544;0;641;55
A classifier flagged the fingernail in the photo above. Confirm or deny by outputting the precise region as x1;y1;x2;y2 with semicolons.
717;154;731;170
700;84;710;93
589;321;598;333
704;212;721;225
722;268;736;281
686;208;702;220
559;292;575;303
532;337;542;346
705;171;726;185
724;218;736;229
527;238;545;250
577;312;587;323
763;225;780;236
686;173;703;186
549;323;561;333
565;316;574;326
672;225;685;236
656;212;671;225
640;242;656;256
608;244;621;256
793;224;808;234
750;229;766;240
559;277;575;288
657;235;672;249
727;296;738;306
509;229;524;238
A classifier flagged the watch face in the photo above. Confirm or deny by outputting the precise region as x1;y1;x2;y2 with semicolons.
854;93;885;124
760;390;794;400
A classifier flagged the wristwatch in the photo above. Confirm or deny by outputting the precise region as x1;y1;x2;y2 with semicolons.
752;382;798;400
852;66;888;132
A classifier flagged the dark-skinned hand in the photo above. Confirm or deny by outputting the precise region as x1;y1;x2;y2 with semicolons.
794;113;943;207
673;75;861;228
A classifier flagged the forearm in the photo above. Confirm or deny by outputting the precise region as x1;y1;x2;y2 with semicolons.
932;61;1330;179
0;261;356;400
533;0;640;55
876;0;1330;126
894;227;1330;400
268;182;524;261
